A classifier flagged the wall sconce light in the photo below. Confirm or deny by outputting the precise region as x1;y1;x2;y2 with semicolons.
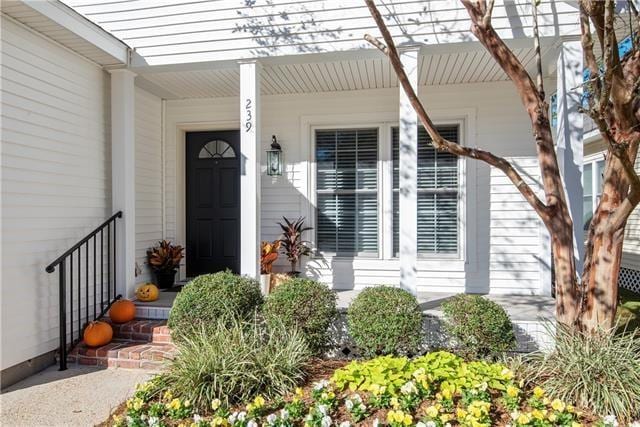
267;135;283;176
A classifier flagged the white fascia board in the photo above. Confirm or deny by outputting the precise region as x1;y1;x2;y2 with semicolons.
23;0;129;65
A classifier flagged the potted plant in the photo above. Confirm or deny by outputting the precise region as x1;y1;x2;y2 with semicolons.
278;216;312;276
260;240;280;295
147;240;184;289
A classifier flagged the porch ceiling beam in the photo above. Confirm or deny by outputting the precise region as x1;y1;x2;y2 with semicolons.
131;37;561;76
22;0;129;65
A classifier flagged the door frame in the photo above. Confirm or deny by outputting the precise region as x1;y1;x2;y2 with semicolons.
175;120;240;281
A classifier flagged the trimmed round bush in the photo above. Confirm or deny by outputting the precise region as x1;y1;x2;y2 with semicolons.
441;294;515;359
347;286;423;357
168;271;263;340
264;278;338;355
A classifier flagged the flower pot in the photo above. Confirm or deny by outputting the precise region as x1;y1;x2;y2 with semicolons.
260;274;271;296
155;269;177;290
270;273;289;292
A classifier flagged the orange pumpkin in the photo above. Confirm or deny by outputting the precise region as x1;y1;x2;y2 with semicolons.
83;321;113;347
135;283;159;302
109;299;136;323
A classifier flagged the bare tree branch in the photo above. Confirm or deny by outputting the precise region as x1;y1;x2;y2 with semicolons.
581;3;602;109
531;0;545;98
363;0;550;222
363;34;387;55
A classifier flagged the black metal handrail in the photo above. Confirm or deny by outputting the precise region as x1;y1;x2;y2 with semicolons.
46;211;123;370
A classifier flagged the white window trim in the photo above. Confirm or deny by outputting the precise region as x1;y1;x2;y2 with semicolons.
310;123;386;260
583;151;606;229
301;109;476;270
582;151;606;234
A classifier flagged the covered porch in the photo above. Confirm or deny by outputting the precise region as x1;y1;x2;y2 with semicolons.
112;38;584;299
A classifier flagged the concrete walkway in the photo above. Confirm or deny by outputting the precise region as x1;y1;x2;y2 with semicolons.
1;365;152;427
336;290;556;320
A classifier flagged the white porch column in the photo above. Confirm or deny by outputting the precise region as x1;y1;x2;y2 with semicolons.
555;40;584;275
239;60;261;278
110;69;136;297
398;47;420;295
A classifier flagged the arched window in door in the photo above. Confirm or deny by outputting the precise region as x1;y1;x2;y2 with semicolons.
198;140;236;159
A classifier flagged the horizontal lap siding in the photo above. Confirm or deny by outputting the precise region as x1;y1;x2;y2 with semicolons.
585;137;640;273
66;0;579;65
489;158;543;294
135;88;163;284
1;17;110;369
622;147;640;271
165;80;543;294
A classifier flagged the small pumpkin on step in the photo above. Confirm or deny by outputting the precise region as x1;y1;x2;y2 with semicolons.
109;299;136;323
83;321;113;347
135;283;159;302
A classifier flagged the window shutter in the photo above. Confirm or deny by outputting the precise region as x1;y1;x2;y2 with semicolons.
316;128;378;256
392;125;459;256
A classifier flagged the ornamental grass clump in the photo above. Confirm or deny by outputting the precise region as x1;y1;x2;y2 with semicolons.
520;325;640;421
158;318;311;413
441;294;515;359
347;286;422;357
168;271;263;341
264;278;338;355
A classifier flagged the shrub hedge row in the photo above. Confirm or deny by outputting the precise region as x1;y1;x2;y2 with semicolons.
168;271;515;358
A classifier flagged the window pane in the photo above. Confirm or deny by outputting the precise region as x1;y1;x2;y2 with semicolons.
583;163;593;197
596;160;605;196
583;195;593;230
316;128;378;256
198;140;236;159
392;125;459;256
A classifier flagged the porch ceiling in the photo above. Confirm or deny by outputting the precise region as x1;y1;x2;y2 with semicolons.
136;44;556;99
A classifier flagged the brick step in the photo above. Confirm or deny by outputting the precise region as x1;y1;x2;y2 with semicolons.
65;318;175;370
105;318;172;344
67;339;176;370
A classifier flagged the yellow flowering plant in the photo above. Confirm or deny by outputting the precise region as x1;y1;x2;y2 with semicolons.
386;409;413;427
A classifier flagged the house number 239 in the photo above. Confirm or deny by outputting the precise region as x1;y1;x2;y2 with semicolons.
245;98;253;132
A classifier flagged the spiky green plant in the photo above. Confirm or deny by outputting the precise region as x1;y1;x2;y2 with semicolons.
277;216;312;273
521;324;640;420
159;318;311;413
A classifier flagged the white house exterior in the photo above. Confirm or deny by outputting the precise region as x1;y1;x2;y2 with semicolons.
1;0;586;383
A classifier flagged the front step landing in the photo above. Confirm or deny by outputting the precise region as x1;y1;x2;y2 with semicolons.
67;319;175;370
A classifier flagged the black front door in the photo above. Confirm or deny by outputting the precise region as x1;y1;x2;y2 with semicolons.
186;130;240;276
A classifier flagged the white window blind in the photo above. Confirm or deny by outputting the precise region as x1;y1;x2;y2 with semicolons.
392;125;459;256
316;128;378;256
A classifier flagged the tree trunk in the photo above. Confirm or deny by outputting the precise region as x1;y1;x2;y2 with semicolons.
549;215;581;326
581;221;624;329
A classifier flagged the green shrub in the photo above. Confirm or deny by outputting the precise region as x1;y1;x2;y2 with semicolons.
347;286;422;357
264;278;338;355
521;325;640;420
159;318;311;412
168;271;263;340
441;294;515;359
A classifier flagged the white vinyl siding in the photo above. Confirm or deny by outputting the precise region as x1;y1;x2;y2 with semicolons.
315;128;378;256
135;88;163;284
392;125;459;257
1;16;110;370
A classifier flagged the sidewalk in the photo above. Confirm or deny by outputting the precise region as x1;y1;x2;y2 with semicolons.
1;365;152;427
